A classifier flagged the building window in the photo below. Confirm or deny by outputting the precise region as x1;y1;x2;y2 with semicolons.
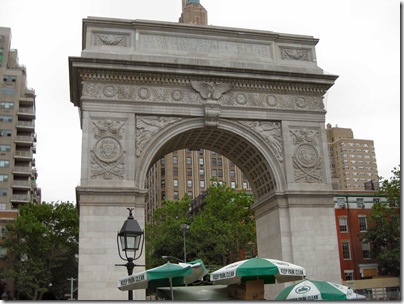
362;242;371;259
356;198;364;208
212;169;217;177
2;88;15;95
199;169;204;176
359;216;367;231
173;179;179;187
161;168;165;176
217;158;222;166
199;158;204;166
161;180;166;188
0;116;12;122
3;75;17;82
186;168;192;176
230;170;236;178
160;157;165;165
173;156;178;164
344;271;354;281
187;191;193;197
173;167;178;176
0;175;8;182
186;157;192;165
242;181;248;189
0;145;11;152
173;191;179;199
211;158;217;166
0;226;6;238
0;203;5;210
342;241;351;260
230;181;236;189
0;102;14;109
187;180;192;188
0;130;11;136
0;160;9;167
339;217;348;232
0;189;7;196
217;169;223;177
200;180;205;188
161;192;166;201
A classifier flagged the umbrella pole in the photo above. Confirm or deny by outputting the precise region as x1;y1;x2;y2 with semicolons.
169;277;174;300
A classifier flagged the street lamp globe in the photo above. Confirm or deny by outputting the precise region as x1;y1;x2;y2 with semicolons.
117;208;144;261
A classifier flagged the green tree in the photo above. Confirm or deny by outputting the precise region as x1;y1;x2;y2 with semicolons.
188;182;256;268
145;195;191;268
145;183;256;271
0;202;79;300
361;166;400;277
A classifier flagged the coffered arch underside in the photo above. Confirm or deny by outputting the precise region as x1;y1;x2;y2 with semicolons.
135;117;286;201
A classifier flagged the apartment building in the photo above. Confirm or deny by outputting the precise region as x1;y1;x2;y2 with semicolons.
334;192;400;300
326;124;379;191
0;27;40;210
145;149;250;222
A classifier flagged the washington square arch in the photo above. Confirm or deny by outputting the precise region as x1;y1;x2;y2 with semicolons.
68;14;342;300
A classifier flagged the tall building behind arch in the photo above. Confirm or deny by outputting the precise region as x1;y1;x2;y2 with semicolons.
145;149;251;222
179;0;208;25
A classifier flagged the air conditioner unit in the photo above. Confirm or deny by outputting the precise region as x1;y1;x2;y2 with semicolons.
338;203;346;209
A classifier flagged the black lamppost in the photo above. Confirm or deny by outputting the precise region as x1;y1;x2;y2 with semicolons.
116;208;144;300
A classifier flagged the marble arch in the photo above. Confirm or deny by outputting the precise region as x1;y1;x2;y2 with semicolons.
69;17;341;300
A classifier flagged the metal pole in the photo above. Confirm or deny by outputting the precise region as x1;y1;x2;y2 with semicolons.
67;277;76;300
127;258;134;300
183;229;187;263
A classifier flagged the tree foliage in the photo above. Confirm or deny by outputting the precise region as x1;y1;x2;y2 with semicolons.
145;183;256;271
1;202;79;300
361;165;400;277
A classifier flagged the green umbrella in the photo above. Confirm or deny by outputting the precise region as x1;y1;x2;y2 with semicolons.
210;257;306;285
275;279;366;300
118;259;208;300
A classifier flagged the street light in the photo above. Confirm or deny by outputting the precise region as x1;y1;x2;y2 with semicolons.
116;208;144;300
180;224;190;263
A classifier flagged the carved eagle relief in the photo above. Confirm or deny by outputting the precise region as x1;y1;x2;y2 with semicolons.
191;81;232;100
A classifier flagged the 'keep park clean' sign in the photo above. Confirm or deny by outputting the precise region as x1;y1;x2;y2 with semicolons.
118;272;147;291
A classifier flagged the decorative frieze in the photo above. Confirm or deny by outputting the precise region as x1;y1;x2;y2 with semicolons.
81;81;325;111
135;116;182;157
289;128;323;183
90;119;126;180
239;121;283;162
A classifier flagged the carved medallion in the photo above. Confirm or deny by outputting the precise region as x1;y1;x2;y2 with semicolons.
290;128;323;183
90;120;126;180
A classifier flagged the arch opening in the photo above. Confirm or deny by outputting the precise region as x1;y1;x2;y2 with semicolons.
145;126;278;200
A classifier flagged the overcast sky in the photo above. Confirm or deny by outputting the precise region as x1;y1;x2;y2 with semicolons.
0;0;400;203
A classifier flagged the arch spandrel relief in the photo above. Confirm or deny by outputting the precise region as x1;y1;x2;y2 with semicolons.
135;116;183;157
90;119;126;180
238;121;283;162
289;127;324;183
